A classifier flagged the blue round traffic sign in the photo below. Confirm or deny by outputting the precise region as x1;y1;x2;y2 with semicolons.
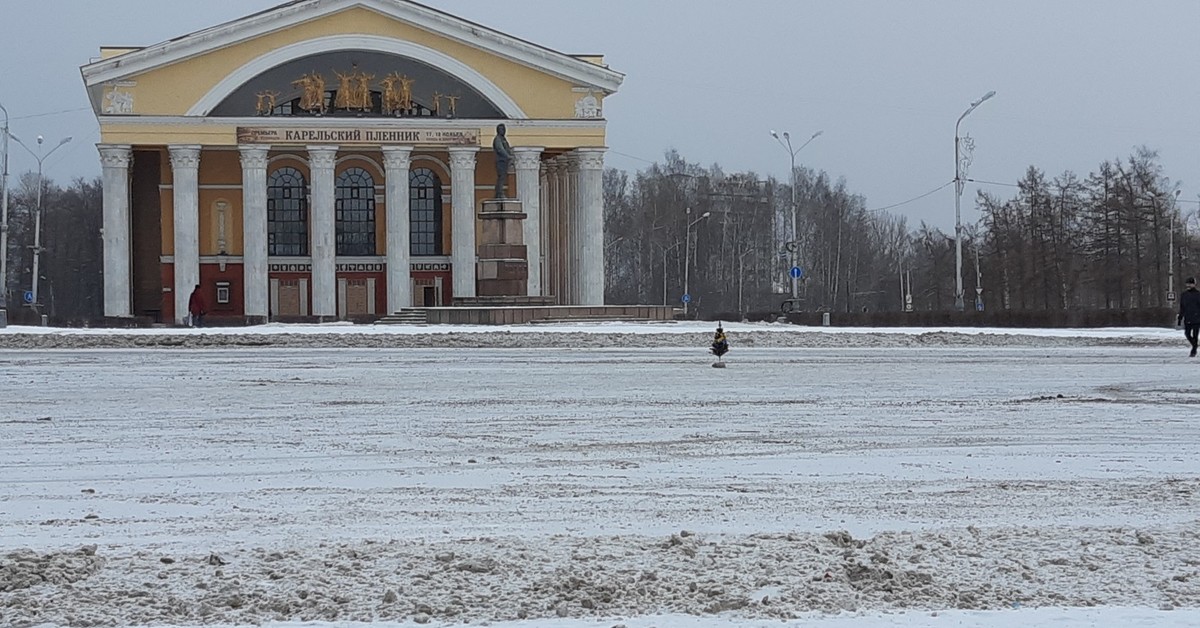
790;266;803;279
681;293;691;304
22;290;34;304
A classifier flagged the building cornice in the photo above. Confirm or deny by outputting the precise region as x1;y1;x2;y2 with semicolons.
81;0;624;94
98;115;607;129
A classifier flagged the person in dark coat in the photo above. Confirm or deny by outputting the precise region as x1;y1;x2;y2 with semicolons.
1177;277;1200;357
188;284;207;328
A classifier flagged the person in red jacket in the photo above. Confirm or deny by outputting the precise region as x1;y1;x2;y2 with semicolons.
188;284;207;328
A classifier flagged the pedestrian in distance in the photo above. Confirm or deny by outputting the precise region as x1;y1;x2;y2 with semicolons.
188;284;207;328
1177;277;1200;357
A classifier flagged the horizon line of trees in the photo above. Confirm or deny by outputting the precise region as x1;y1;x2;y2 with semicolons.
605;147;1195;318
0;145;1192;325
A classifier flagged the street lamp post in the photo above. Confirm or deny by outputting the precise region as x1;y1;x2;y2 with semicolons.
682;206;711;317
1171;189;1182;303
974;238;984;312
771;129;822;309
953;90;995;312
9;133;72;310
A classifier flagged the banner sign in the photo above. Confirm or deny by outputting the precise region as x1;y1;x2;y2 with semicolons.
236;127;480;146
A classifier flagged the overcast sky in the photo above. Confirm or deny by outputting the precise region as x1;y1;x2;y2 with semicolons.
1;0;1197;229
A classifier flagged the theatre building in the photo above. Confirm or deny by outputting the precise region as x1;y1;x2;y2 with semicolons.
82;0;638;324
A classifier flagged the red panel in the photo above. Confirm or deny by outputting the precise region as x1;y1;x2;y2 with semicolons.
160;263;174;322
199;263;245;318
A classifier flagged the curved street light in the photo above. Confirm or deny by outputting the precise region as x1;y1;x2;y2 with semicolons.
682;207;711;317
9;133;73;310
771;129;822;309
954;91;995;312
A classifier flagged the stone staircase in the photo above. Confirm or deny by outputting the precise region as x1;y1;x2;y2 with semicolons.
376;309;429;325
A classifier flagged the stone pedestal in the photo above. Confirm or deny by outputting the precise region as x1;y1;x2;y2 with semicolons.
476;199;529;297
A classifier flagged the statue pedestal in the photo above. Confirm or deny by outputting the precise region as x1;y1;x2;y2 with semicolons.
476;199;528;297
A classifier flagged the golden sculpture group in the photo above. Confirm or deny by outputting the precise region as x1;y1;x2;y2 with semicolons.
255;67;460;117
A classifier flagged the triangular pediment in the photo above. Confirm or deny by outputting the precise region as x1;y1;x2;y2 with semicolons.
82;0;622;118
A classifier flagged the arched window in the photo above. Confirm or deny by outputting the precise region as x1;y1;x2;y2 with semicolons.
410;168;443;256
267;167;308;256
336;167;376;256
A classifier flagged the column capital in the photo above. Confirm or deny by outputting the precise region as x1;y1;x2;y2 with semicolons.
513;147;544;170
448;145;479;170
97;144;132;169
381;146;413;171
574;147;607;171
238;145;271;170
306;145;338;169
168;145;201;170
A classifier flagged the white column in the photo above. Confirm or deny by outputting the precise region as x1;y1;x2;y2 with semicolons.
239;145;270;322
564;155;580;304
552;159;570;304
576;148;607;305
169;145;201;325
308;145;338;319
99;144;132;318
539;162;551;300
382;146;413;313
449;146;478;300
514;147;543;296
544;158;561;303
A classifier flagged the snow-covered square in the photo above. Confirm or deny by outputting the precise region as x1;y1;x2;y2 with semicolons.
1;328;1198;627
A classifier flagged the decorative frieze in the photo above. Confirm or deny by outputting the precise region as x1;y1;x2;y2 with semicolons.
270;263;312;273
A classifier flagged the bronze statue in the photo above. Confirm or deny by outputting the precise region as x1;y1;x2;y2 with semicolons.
396;74;414;111
309;73;327;113
334;68;355;109
254;90;279;115
492;123;513;199
379;74;399;115
353;69;374;111
431;92;443;116
445;94;460;118
291;73;326;114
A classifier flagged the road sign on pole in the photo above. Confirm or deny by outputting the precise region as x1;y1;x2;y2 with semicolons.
22;290;33;304
789;266;803;279
682;293;691;304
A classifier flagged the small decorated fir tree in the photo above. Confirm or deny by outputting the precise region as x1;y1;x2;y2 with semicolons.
710;323;729;364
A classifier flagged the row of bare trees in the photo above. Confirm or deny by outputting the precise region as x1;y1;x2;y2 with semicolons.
605;148;1193;318
2;175;103;324
979;148;1190;312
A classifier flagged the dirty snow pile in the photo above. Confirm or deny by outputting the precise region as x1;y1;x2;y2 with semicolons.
0;322;1179;350
4;525;1199;627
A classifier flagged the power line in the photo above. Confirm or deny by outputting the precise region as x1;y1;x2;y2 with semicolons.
608;149;657;165
10;107;93;121
867;180;953;213
966;178;1021;188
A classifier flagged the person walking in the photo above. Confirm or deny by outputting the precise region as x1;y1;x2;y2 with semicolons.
188;284;207;328
1177;277;1200;357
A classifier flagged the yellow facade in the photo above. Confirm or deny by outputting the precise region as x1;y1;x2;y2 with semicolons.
126;7;591;120
87;0;620;322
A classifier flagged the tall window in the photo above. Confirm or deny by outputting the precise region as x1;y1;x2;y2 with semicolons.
336;167;376;256
267;167;308;256
410;168;443;256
